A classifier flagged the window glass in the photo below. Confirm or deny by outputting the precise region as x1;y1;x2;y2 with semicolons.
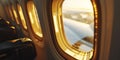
17;4;27;29
62;0;94;51
12;6;19;24
27;1;43;37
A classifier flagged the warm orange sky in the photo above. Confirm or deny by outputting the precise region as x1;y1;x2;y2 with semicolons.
62;0;93;12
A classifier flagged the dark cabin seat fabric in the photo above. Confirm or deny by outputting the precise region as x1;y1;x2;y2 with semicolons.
0;18;18;42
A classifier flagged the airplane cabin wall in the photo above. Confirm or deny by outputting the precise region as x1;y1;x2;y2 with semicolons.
0;3;7;18
109;0;120;60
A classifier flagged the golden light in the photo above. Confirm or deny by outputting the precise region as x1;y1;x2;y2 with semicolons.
10;26;15;29
6;21;10;24
53;15;59;32
13;10;17;19
12;7;19;24
29;12;34;24
18;5;27;29
27;1;43;37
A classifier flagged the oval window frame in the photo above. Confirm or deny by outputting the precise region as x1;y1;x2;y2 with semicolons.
17;4;27;30
52;0;99;60
26;1;43;39
12;5;19;24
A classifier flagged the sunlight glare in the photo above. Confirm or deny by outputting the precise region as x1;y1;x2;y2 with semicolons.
63;0;93;12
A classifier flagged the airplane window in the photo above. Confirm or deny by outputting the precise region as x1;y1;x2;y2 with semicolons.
27;1;43;37
8;7;14;20
12;6;19;24
17;4;27;29
52;0;97;60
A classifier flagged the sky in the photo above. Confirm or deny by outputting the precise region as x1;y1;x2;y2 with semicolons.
62;0;93;12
